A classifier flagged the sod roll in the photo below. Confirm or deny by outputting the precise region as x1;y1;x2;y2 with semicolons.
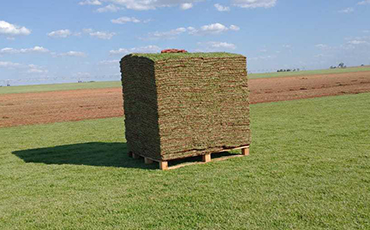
121;52;251;161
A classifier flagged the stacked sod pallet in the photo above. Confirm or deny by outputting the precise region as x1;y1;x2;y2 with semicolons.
120;52;251;161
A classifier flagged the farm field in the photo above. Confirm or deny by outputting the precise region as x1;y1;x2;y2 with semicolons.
0;93;369;229
1;70;370;128
1;66;369;95
0;81;121;95
250;65;370;79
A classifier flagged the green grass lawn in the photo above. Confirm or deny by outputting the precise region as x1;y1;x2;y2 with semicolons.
1;93;369;229
1;66;369;95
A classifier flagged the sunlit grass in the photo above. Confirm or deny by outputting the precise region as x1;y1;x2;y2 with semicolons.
1;93;369;229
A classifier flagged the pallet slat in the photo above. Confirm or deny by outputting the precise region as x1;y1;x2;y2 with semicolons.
128;146;250;170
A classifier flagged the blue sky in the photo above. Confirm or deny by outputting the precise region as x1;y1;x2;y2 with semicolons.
1;0;370;85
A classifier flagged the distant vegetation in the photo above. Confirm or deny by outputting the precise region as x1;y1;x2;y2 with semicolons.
1;65;370;94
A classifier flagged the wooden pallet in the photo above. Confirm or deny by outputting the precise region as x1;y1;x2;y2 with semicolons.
128;146;250;170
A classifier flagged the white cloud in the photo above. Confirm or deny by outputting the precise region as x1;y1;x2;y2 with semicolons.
0;61;48;74
83;28;116;39
180;3;193;10
99;60;120;65
198;23;239;34
0;46;49;54
146;23;239;39
348;40;369;45
90;31;116;39
363;30;370;33
214;3;230;11
0;20;31;36
198;41;236;51
81;0;273;11
149;27;187;39
0;61;21;68
104;0;201;10
111;17;141;24
229;25;240;31
58;51;87;57
358;0;370;5
232;0;277;8
48;29;72;38
79;0;102;5
201;23;229;34
283;44;292;49
96;4;122;12
110;45;161;55
249;55;276;61
315;44;330;49
338;7;354;13
27;64;48;74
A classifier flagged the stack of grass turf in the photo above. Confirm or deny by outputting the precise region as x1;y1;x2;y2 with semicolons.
120;52;251;161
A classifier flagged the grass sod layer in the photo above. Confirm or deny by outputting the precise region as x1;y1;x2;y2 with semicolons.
121;53;250;161
1;93;370;229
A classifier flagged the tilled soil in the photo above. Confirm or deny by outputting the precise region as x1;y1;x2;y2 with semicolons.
1;71;370;128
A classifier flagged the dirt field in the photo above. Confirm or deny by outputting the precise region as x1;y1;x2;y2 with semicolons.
1;71;370;128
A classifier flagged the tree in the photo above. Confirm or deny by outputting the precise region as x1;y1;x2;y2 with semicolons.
338;62;345;68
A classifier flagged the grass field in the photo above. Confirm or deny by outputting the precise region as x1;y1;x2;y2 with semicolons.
1;66;369;95
1;93;369;229
0;81;121;95
250;66;370;79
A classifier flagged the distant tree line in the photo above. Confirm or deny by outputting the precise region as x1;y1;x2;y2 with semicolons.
277;68;300;72
330;63;346;69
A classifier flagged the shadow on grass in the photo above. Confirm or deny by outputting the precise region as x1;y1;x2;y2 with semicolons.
13;142;241;170
13;142;155;170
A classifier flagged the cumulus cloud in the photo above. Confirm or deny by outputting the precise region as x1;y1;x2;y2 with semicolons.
180;3;193;10
111;17;141;24
338;7;354;13
149;27;187;39
197;23;240;34
214;3;230;11
348;40;369;45
27;64;48;74
79;0;102;5
0;20;31;36
147;23;239;39
99;60;120;65
96;4;122;12
315;44;332;50
0;61;21;68
232;0;277;8
81;0;276;11
0;46;49;54
48;29;72;38
197;41;236;51
90;31;116;39
99;0;201;10
0;61;48;74
249;55;276;61
109;45;161;55
83;28;116;39
358;0;370;5
57;51;87;57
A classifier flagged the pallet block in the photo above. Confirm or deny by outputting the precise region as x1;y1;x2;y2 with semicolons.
128;146;250;170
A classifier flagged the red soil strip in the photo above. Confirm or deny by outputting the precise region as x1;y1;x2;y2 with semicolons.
1;71;370;128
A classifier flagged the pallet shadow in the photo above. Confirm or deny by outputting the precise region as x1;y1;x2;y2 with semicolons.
12;142;157;169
